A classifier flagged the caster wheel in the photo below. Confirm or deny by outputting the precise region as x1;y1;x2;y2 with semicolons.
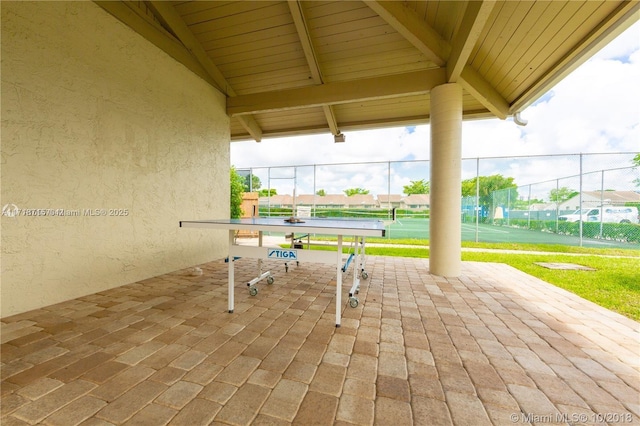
249;286;258;296
349;297;359;308
266;276;274;285
361;271;369;280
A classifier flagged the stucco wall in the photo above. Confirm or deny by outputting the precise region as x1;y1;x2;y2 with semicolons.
1;2;230;317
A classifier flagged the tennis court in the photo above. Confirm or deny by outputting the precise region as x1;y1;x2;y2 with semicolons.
386;218;639;249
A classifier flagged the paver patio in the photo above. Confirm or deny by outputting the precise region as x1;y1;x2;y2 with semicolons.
1;255;638;425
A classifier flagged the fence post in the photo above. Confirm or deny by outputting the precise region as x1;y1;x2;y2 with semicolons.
600;169;605;238
387;161;392;239
579;153;583;247
555;179;559;233
267;167;272;217
527;184;532;229
475;157;480;242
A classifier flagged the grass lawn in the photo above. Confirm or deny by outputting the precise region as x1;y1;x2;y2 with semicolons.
302;238;640;321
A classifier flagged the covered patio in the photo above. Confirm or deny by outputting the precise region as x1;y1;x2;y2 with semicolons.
2;256;637;425
2;1;638;424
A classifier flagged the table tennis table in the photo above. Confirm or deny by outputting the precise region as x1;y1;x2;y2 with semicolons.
179;217;386;326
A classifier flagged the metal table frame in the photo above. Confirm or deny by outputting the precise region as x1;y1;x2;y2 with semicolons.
180;217;386;326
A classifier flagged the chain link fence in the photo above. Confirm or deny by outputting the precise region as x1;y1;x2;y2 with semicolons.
238;152;640;249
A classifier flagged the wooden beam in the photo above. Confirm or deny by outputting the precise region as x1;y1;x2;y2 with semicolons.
288;0;339;135
364;0;449;66
288;0;322;83
364;0;508;120
227;69;447;116
236;116;264;142
148;1;229;94
447;1;497;82
459;67;509;119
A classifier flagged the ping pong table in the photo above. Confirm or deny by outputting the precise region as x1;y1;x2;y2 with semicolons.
179;217;386;327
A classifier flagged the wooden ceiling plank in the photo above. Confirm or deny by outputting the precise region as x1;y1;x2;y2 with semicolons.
228;69;447;116
94;1;217;88
471;1;519;73
191;12;293;40
479;1;555;88
315;29;409;56
447;0;497;82
213;39;303;68
201;26;298;51
304;1;371;23
434;0;466;42
510;0;640;112
308;5;378;30
323;61;431;83
224;56;309;79
186;2;289;34
149;1;233;95
308;15;390;41
503;1;588;92
322;47;431;73
174;1;239;21
149;1;263;141
211;36;300;61
230;68;316;93
364;0;449;66
320;40;422;63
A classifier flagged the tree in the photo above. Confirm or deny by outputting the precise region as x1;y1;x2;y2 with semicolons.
258;189;277;197
316;189;326;196
461;174;517;219
243;174;261;192
549;187;578;203
633;153;640;188
344;188;370;196
230;167;245;219
403;179;430;195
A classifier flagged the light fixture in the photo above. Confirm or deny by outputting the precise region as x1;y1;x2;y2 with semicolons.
334;132;346;143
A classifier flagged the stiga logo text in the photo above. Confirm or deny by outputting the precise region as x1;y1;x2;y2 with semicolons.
267;249;298;260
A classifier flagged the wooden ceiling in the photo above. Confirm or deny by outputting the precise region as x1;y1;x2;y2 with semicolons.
96;1;639;141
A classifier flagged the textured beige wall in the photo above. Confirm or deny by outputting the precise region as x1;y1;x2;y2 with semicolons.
1;2;230;317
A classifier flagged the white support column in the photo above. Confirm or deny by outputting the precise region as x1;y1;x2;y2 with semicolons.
335;235;343;327
429;83;462;277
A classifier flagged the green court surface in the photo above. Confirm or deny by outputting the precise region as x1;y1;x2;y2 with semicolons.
385;218;639;250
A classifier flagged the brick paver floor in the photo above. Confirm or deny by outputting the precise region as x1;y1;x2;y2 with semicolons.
1;256;638;425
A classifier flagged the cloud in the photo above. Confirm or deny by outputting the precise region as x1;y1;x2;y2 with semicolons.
232;23;640;199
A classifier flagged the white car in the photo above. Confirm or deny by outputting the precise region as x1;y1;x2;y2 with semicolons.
558;207;639;224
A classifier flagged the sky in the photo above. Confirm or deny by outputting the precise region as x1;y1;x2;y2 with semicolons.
231;21;640;200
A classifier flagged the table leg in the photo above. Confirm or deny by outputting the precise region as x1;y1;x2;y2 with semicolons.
353;236;361;290
228;229;235;313
336;235;342;327
258;230;263;276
